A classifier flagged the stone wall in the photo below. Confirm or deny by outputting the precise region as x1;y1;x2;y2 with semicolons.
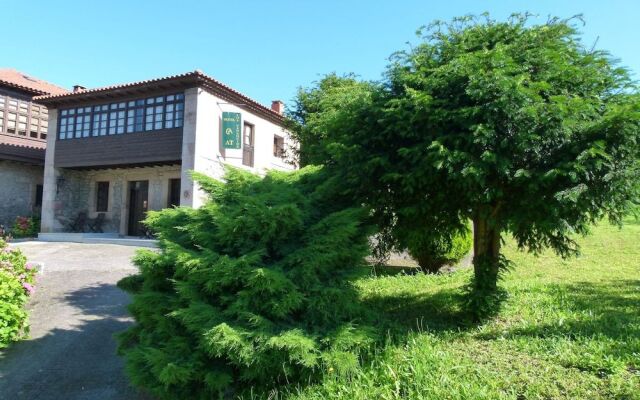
49;165;181;235
0;160;43;227
52;169;91;230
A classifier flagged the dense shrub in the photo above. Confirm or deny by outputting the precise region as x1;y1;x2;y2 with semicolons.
0;240;37;348
117;166;376;398
406;225;473;273
11;216;40;238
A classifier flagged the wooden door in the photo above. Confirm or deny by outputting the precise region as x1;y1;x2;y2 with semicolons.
128;180;149;236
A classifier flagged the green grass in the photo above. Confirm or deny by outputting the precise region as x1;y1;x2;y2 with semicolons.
246;220;640;399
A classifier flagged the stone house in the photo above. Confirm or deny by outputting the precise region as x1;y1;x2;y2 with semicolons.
35;70;296;237
0;69;68;229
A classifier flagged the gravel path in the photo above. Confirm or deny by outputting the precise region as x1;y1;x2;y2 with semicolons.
0;242;152;400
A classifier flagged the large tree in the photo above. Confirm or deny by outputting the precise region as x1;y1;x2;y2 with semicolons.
291;14;640;317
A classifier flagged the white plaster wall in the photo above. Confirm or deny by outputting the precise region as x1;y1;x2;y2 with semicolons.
180;88;297;208
199;89;296;174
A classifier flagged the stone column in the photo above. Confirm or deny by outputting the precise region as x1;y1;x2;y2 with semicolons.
180;88;199;207
40;109;58;233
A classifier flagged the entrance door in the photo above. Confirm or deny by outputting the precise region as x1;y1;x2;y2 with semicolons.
128;180;149;236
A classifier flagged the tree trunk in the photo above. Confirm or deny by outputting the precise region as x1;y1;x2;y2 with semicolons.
472;214;501;292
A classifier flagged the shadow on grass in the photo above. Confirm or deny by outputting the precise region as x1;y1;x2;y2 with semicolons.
361;285;471;333
0;283;151;400
371;263;421;276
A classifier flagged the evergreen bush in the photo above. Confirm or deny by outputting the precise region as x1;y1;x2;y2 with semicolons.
0;240;37;347
405;226;473;273
117;166;376;398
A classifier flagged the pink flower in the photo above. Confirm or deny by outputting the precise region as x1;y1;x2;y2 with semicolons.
25;262;35;270
22;282;35;295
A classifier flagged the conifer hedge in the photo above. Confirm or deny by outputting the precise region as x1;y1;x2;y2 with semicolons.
117;166;376;398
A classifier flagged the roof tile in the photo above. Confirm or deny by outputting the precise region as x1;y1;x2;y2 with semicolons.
0;69;68;95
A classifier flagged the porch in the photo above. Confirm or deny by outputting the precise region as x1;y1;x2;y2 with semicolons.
40;164;182;236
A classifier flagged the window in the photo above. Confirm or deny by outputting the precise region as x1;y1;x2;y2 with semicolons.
273;135;285;158
242;122;254;167
7;112;16;134
96;181;109;212
35;185;43;207
126;100;144;132
93;112;108;136
0;95;47;137
59;115;75;139
40;119;48;140
58;93;185;139
168;178;181;207
30;117;39;138
18;115;27;136
145;104;164;131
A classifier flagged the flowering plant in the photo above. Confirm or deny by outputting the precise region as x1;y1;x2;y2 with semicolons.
11;216;40;238
0;239;37;347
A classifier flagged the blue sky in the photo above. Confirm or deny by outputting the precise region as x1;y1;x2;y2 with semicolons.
3;0;639;107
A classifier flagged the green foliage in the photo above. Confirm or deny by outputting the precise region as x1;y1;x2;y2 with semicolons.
290;14;640;316
0;240;37;348
117;166;376;398
404;224;472;273
286;73;374;167
11;216;40;238
240;221;640;399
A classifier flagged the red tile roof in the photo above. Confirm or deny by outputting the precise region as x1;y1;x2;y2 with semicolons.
35;70;285;125
0;69;68;96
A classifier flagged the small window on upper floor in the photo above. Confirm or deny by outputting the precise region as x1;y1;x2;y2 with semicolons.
273;135;285;158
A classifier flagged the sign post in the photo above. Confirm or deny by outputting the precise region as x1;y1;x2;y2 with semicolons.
222;112;241;149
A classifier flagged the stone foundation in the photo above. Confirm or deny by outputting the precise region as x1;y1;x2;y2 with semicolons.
0;160;43;227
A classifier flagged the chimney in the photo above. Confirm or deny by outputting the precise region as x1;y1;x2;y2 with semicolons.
271;100;284;115
73;85;86;93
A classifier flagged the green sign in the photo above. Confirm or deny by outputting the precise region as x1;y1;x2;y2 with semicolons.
222;112;241;149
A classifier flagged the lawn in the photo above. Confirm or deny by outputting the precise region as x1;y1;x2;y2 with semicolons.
249;220;640;399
